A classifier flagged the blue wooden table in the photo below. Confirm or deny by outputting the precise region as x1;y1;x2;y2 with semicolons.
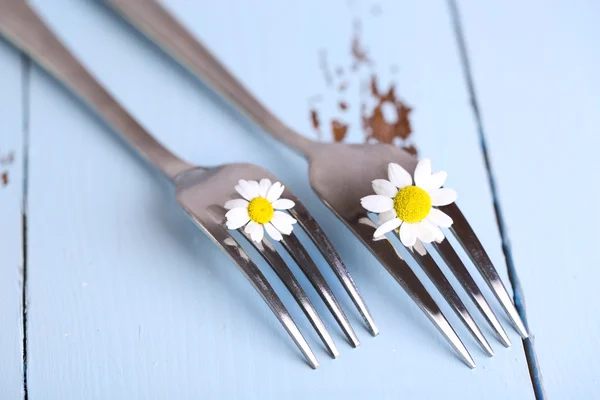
1;0;598;398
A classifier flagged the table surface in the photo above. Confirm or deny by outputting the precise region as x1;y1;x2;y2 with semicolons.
1;0;598;399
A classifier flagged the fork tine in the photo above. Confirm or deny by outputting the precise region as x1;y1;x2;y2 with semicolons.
409;247;494;357
281;232;361;348
351;218;476;368
288;201;379;336
440;203;529;338
211;226;320;369
434;239;512;348
240;232;340;359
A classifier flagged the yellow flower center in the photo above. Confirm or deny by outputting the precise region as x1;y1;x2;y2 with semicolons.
393;186;432;223
247;197;274;224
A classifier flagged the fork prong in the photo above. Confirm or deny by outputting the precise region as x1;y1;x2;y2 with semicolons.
288;201;379;336
211;226;319;369
409;247;494;357
434;239;511;348
240;232;340;359
281;232;361;348
440;203;529;339
350;219;475;368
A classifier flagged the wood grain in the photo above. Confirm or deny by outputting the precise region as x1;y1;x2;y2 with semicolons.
0;40;25;400
16;0;535;398
458;0;600;397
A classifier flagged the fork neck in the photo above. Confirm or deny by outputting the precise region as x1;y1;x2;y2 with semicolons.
0;1;194;182
107;0;320;160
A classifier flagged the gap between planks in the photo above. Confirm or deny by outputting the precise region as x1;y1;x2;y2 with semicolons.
20;53;31;400
447;1;545;399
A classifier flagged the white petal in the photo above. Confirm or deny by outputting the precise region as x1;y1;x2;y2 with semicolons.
248;180;261;197
224;199;249;210
360;195;394;213
244;220;260;235
399;222;417;247
240;180;260;199
415;221;435;243
273;211;297;225
271;220;293;235
423;220;445;243
272;199;295;210
434;229;445;243
259;178;272;197
430;188;457;206
264;222;283;241
266;182;285;202
234;183;254;201
427;208;453;228
388;163;412;189
414;159;432;187
421;171;447;192
372;179;398;198
413;240;427;256
271;212;296;235
373;218;402;238
251;224;264;243
225;207;250;229
378;209;397;225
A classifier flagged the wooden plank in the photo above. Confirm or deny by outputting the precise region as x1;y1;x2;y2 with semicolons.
457;0;600;397
24;0;533;398
0;39;25;400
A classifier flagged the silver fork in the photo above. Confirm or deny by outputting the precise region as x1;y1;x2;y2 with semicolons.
106;0;530;368
0;0;381;369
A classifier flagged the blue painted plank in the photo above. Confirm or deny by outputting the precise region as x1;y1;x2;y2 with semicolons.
22;0;533;398
458;0;600;397
0;39;25;400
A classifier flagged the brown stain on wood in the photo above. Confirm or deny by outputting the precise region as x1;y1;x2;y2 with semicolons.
308;17;416;154
402;145;417;155
363;75;413;143
309;109;321;140
310;109;320;130
331;120;348;142
0;151;14;188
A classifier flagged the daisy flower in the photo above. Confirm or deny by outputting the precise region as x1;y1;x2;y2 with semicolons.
224;179;297;243
360;159;456;248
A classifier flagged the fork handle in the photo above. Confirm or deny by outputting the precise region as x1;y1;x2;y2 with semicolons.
0;1;193;180
107;0;318;158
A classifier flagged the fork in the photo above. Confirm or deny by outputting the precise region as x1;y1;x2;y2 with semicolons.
106;0;530;368
0;0;382;369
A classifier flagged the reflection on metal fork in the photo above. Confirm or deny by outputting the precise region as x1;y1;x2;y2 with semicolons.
410;248;494;357
289;201;379;337
434;239;512;347
442;204;529;338
282;232;360;347
106;0;529;367
241;231;340;359
213;226;320;369
0;1;378;369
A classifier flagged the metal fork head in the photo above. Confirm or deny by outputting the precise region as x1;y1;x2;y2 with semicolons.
173;162;376;368
307;141;528;367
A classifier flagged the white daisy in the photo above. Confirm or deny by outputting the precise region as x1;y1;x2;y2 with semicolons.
360;159;457;248
224;179;297;243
